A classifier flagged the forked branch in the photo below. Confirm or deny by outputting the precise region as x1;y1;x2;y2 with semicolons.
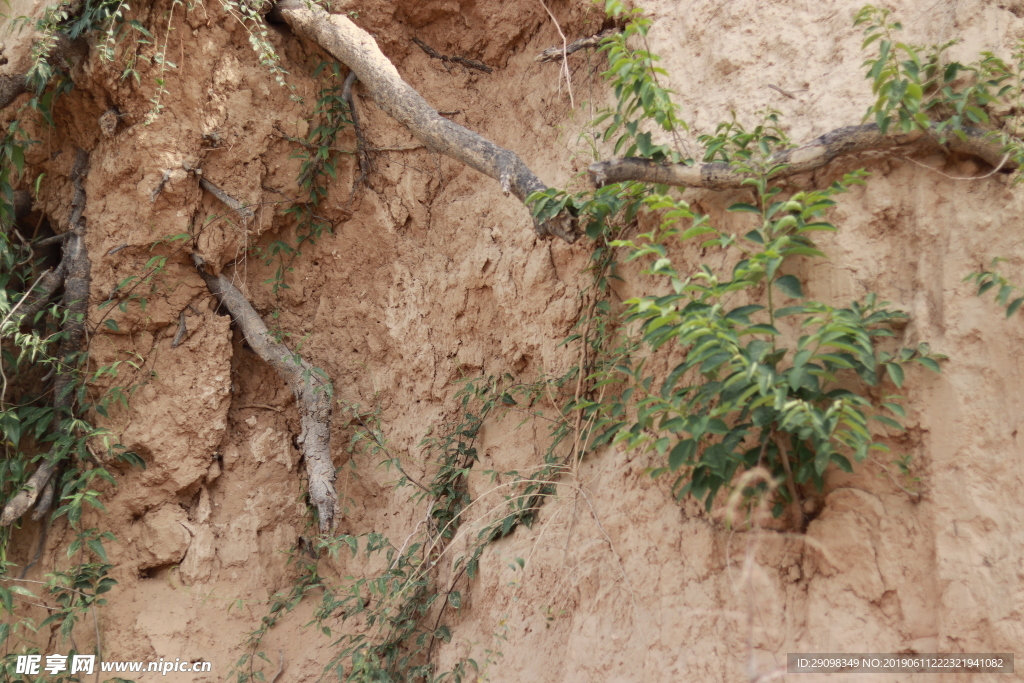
192;254;338;532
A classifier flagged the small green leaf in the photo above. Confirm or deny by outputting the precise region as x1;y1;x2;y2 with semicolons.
885;362;905;388
104;319;120;332
728;202;761;214
871;414;904;430
773;275;804;299
881;402;906;417
774;305;806;317
668;439;695;470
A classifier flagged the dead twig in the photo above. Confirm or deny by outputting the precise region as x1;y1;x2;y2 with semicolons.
773;434;804;531
765;83;806;99
33;232;71;249
342;70;371;189
238;403;285;412
902;151;1011;181
538;0;575;108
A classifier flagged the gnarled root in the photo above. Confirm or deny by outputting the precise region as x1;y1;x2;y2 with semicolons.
192;254;338;533
1;150;91;526
588;124;1017;189
272;0;579;243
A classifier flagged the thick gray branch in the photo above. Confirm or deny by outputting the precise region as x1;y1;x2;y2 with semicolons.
588;124;1017;189
273;0;578;243
192;254;337;532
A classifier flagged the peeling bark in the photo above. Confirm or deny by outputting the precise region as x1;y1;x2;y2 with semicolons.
192;254;338;533
588;124;1016;189
1;150;91;526
273;0;579;243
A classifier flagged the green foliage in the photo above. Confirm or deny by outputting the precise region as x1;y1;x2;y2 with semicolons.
602;149;943;513
965;260;1024;317
261;62;352;293
530;5;961;520
593;0;687;161
0;2;146;667
856;4;1024;173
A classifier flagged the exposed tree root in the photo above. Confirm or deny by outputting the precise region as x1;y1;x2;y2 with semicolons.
341;71;371;187
191;254;338;533
1;150;91;526
273;0;579;243
588;124;1016;189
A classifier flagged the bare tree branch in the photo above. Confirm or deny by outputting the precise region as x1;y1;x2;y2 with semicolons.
199;177;255;221
535;28;620;62
588;124;1017;189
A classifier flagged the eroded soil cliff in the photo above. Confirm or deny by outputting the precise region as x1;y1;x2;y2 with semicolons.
2;0;1023;681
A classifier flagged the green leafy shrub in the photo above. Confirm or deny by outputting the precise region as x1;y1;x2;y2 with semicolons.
603;119;943;518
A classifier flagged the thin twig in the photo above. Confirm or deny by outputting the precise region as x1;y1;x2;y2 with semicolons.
92;604;102;683
199;177;255;221
765;84;806;99
237;403;285;412
33;232;71;248
535;28;620;62
342;70;371;188
538;0;575;109
902;151;1010;180
773;434;804;530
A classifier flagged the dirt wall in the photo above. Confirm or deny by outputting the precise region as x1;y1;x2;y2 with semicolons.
2;0;1023;681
